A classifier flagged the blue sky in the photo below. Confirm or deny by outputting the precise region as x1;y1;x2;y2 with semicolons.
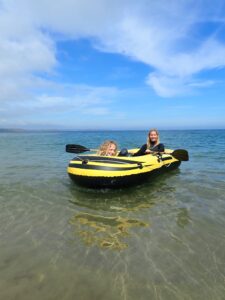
1;0;225;130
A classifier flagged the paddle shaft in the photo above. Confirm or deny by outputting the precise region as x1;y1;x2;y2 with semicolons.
65;144;188;161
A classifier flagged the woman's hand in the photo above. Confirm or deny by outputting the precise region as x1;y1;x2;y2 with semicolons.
145;149;152;154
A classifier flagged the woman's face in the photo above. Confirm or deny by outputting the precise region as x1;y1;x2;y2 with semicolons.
106;143;117;156
149;131;158;143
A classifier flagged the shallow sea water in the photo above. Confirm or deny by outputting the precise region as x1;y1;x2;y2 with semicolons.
0;130;225;300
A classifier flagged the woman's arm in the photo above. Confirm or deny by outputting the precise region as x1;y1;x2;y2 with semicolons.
151;143;165;152
133;144;147;156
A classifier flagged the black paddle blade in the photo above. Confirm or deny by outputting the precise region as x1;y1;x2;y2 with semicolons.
65;144;90;154
171;149;189;161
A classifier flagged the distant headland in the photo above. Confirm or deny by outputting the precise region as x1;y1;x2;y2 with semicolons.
0;128;27;133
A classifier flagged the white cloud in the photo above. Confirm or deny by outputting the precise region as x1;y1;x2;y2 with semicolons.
92;1;225;96
32;85;117;112
146;74;189;98
1;0;225;128
0;82;122;127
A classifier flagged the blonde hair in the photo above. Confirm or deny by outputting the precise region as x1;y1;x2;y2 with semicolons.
97;140;118;156
146;128;160;149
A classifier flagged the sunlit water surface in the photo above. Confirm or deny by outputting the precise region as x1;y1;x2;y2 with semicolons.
0;130;225;300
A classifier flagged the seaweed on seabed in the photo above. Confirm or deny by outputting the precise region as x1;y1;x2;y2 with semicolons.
69;212;149;251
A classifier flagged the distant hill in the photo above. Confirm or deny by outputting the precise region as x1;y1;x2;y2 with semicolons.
0;128;26;133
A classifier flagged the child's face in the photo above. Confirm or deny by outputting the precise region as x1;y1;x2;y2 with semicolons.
106;144;117;156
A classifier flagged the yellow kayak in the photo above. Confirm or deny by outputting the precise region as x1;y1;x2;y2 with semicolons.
67;148;184;188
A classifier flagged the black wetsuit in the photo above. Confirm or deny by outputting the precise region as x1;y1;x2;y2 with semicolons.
133;143;165;156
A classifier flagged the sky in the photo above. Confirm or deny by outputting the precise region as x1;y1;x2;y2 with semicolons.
1;0;225;130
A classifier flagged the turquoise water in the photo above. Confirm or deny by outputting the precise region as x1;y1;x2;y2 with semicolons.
0;130;225;299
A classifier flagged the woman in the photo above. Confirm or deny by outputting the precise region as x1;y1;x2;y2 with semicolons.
97;140;118;156
133;129;165;156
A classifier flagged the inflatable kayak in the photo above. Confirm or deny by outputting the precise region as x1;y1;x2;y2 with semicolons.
66;147;188;188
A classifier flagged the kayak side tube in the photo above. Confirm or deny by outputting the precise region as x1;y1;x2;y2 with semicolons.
67;151;181;188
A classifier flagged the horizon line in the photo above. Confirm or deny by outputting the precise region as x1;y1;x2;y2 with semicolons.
1;127;225;132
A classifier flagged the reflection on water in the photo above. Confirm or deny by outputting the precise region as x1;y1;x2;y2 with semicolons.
70;212;149;250
176;207;192;228
68;172;180;251
68;170;178;212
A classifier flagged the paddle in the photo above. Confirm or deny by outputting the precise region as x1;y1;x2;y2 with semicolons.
65;144;97;154
66;144;189;161
169;149;189;161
